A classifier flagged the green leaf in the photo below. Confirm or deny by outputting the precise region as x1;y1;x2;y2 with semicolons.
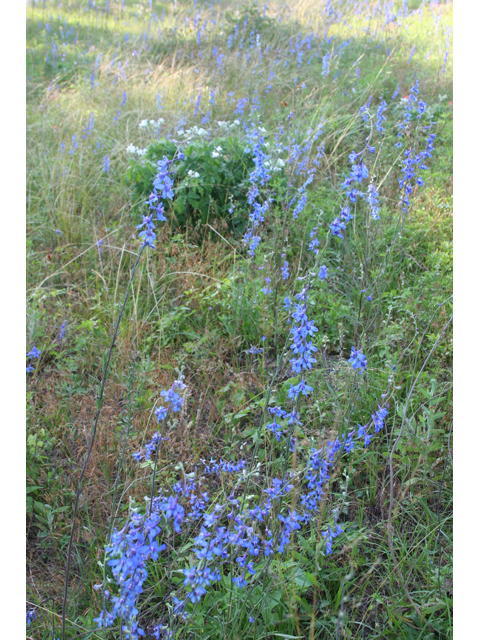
26;485;42;494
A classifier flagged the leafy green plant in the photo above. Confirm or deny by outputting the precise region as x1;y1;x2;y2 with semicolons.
124;135;258;235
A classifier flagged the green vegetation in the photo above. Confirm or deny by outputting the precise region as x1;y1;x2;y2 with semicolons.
26;1;452;639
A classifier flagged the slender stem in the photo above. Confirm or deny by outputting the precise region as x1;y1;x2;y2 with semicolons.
436;420;453;600
101;354;140;634
149;412;169;516
61;245;145;640
387;314;453;536
386;314;452;631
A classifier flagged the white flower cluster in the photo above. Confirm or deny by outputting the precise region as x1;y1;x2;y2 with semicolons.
176;125;209;139
187;170;200;178
139;118;165;129
217;120;241;130
211;145;223;158
263;158;286;172
126;144;148;156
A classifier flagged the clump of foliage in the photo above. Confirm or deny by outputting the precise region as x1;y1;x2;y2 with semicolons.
124;132;262;235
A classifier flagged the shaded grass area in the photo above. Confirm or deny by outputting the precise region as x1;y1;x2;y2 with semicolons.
26;1;452;638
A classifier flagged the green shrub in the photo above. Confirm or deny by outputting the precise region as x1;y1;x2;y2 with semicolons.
124;135;258;235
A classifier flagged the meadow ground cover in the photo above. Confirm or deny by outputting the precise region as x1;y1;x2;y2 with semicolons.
26;0;452;638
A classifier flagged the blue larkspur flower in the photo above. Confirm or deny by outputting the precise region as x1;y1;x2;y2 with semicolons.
59;321;67;340
348;346;367;372
318;265;328;280
330;217;346;238
26;610;36;626
27;345;41;359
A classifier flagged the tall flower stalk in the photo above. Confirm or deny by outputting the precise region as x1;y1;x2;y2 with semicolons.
61;154;180;640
